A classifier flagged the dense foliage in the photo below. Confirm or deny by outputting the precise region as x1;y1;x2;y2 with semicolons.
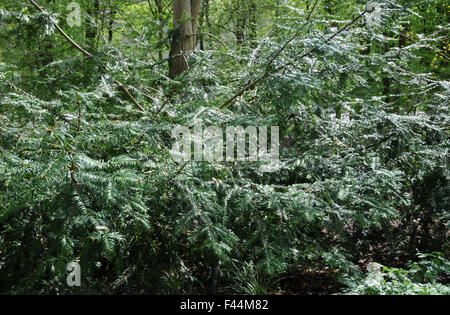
0;0;448;295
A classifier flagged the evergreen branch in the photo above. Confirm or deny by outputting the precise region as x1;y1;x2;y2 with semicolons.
113;79;145;112
219;9;368;110
152;87;178;123
170;161;189;181
265;0;320;74
27;0;93;58
27;0;146;113
0;78;80;129
398;33;450;62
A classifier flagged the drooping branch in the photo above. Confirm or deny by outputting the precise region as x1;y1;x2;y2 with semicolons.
28;0;93;58
113;79;145;112
27;0;145;112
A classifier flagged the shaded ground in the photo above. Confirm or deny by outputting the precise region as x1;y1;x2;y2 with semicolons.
278;268;341;295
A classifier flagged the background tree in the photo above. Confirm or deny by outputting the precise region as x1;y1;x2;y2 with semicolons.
168;0;202;77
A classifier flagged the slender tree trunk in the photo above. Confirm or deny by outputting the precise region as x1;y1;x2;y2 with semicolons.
199;0;210;50
40;0;55;66
154;0;165;61
86;0;99;46
190;0;202;48
382;38;391;103
169;0;202;78
234;1;246;44
108;9;115;42
248;0;257;42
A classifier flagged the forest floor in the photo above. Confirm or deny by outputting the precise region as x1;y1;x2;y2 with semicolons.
278;268;341;295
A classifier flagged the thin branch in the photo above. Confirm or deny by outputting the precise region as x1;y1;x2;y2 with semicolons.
169;161;189;181
152;87;177;122
113;79;145;112
219;9;368;110
265;0;320;73
1;78;80;129
27;0;146;112
28;0;93;58
398;33;450;62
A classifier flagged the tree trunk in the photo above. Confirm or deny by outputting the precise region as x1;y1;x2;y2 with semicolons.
199;0;210;50
248;0;257;42
108;9;116;42
86;0;99;47
169;0;202;78
154;0;165;61
234;1;246;44
190;0;202;48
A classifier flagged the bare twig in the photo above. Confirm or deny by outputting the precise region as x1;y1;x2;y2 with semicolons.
152;87;178;122
169;161;190;181
113;79;145;112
